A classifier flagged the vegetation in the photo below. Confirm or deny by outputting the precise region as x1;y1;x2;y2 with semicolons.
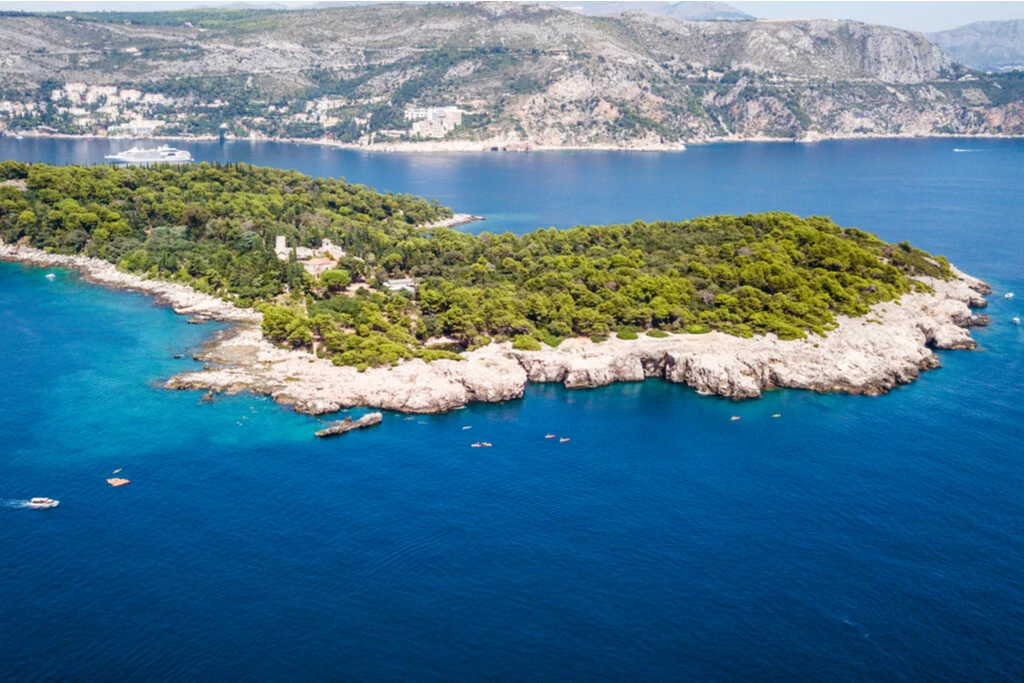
0;162;954;368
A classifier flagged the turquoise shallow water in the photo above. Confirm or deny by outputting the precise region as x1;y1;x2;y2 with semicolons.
1;139;1023;680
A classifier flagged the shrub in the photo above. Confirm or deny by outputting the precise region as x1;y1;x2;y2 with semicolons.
418;349;463;362
646;330;670;338
616;328;639;340
512;334;542;351
541;333;564;348
685;324;711;334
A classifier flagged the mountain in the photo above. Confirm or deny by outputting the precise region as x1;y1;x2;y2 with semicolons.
929;19;1024;72
548;2;754;22
0;2;1021;147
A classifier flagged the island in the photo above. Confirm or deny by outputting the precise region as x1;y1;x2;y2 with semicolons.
0;161;990;415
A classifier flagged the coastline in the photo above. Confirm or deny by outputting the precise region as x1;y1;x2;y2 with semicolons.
0;240;259;324
7;130;1024;155
0;240;992;416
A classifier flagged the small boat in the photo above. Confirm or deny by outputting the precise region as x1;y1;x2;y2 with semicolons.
106;478;130;487
559;438;570;443
1006;292;1015;299
1013;317;1021;325
45;273;56;280
26;497;59;509
112;468;122;474
471;442;482;448
545;433;556;439
731;416;741;421
772;414;782;418
462;426;472;430
481;442;493;448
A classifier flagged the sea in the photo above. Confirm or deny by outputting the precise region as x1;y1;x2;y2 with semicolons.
1;138;1021;680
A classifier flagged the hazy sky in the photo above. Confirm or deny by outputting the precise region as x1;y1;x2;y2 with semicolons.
732;2;1024;32
0;1;1022;33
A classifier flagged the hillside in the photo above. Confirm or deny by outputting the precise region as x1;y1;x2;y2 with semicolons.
549;1;754;22
929;19;1024;72
0;2;1022;146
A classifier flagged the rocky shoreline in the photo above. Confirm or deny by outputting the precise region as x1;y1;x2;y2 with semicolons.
168;273;991;415
0;240;259;324
9;130;1024;155
0;240;991;415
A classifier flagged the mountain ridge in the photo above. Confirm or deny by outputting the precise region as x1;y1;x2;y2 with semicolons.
0;2;1022;147
929;19;1024;72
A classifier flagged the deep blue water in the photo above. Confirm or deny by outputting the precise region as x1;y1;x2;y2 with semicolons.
1;138;1022;680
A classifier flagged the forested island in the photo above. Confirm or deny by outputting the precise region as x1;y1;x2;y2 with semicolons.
0;160;969;371
0;160;990;412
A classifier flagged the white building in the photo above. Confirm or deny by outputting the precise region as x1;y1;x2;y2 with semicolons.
127;118;165;135
383;278;417;293
142;93;171;106
85;85;118;104
405;106;464;139
274;236;345;263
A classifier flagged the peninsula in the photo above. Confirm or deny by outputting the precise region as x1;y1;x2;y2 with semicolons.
0;161;990;414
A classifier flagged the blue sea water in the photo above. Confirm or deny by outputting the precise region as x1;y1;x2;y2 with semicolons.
1;138;1022;680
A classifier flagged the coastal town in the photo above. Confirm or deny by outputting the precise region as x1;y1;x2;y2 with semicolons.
0;80;469;144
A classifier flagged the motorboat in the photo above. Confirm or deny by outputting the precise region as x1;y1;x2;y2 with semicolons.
27;497;59;509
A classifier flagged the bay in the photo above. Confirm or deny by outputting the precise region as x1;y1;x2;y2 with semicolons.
1;138;1022;680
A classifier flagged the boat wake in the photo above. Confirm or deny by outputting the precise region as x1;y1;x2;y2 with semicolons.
953;148;986;153
2;499;31;509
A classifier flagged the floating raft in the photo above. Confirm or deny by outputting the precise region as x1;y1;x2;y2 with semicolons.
107;478;131;487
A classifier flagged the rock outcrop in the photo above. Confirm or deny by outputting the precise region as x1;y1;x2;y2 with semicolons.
315;412;383;437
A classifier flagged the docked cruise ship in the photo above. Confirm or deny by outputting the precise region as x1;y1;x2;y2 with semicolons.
104;145;193;165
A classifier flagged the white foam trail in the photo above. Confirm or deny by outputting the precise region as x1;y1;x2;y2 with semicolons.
1;499;30;509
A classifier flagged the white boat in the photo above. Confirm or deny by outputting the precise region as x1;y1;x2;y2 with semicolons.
45;273;56;280
1013;317;1021;326
105;145;192;165
26;497;59;509
1006;292;1015;299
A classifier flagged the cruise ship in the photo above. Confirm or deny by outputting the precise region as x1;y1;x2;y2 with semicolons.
105;145;193;165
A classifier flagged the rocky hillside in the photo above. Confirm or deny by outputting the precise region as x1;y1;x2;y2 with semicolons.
549;1;754;22
1;2;1022;146
929;20;1024;72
